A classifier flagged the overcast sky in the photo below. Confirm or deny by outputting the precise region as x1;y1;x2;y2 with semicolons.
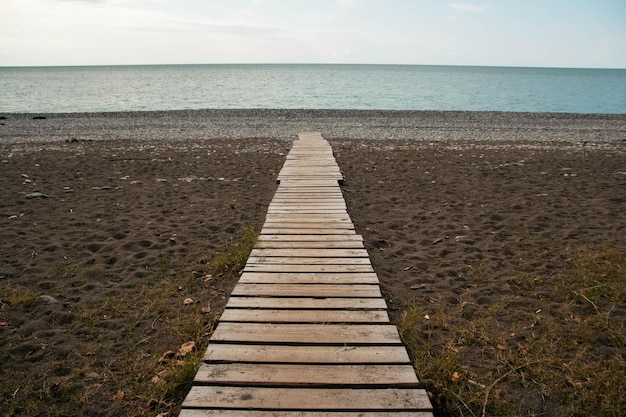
1;0;625;68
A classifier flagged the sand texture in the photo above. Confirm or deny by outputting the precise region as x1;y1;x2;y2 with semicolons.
1;110;625;416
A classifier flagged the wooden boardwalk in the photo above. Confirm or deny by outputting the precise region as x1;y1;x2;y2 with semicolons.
180;132;433;416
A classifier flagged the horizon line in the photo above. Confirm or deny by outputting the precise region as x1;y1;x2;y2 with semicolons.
1;63;625;71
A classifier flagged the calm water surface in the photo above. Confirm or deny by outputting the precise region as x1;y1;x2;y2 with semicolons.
1;64;625;114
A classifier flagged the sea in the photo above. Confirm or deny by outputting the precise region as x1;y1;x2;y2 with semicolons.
1;64;625;114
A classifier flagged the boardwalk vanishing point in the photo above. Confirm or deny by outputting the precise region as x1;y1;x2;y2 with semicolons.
179;132;434;416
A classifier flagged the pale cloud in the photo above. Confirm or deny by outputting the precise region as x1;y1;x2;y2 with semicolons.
336;0;361;12
449;3;489;13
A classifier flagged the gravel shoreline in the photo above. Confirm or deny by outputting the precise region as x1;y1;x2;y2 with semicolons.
1;109;625;144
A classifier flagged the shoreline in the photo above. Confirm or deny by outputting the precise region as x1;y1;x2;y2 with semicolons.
1;109;625;144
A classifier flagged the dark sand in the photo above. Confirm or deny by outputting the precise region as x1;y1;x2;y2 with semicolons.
1;110;625;416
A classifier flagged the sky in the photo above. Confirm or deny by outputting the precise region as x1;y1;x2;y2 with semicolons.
1;0;625;68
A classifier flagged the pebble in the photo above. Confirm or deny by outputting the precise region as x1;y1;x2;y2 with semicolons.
37;295;60;304
26;192;49;199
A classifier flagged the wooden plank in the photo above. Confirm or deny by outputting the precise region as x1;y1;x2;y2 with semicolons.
273;190;344;194
246;257;371;265
203;344;411;364
265;214;351;221
256;241;365;249
180;410;434;417
268;202;347;207
270;198;346;203
261;222;354;229
259;229;356;235
266;210;348;214
244;264;374;273
182;386;432;410
239;272;379;284
249;249;368;258
231;283;381;298
259;234;363;242
268;205;347;210
278;171;342;176
227;297;387;309
210;323;403;345
278;181;340;185
220;309;389;323
194;363;418;386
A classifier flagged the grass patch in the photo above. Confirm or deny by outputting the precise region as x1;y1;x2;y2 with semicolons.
1;283;37;307
210;224;257;278
399;243;626;416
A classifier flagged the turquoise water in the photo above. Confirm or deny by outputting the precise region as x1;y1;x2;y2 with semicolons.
0;64;625;114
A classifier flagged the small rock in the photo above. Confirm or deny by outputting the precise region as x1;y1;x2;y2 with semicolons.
432;238;444;245
26;192;49;199
21;174;29;179
37;295;60;304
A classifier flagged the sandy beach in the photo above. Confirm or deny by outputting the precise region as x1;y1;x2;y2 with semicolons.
1;110;625;416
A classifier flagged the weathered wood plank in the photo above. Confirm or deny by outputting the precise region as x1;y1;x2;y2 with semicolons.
249;249;368;258
203;344;411;364
277;181;339;185
226;297;387;309
239;272;379;284
256;240;365;249
259;229;356;236
180;410;434;417
266;210;348;214
264;214;351;221
182;386;432;410
273;190;344;194
268;199;343;204
259;234;363;242
210;323;403;344
267;207;347;212
220;309;389;323
244;264;374;273
194;363;418;386
246;257;371;265
230;284;381;298
261;222;354;230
